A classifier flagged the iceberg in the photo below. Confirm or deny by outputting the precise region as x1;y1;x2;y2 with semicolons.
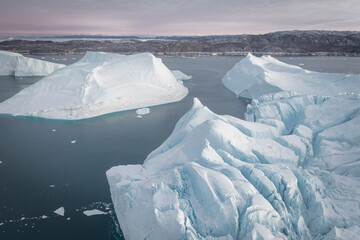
0;52;188;120
107;95;360;239
222;53;360;98
171;70;192;81
0;50;65;76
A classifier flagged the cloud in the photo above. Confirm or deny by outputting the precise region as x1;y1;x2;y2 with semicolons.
0;0;359;35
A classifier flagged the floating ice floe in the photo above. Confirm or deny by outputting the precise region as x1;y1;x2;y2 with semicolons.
136;108;150;116
0;52;188;120
171;70;192;81
54;207;65;216
0;50;65;76
83;209;107;216
222;53;360;98
107;94;360;240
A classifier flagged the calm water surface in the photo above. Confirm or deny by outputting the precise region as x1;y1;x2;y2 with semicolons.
0;55;359;240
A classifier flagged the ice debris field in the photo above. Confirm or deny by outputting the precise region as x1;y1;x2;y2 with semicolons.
0;50;64;76
107;55;360;239
0;52;189;120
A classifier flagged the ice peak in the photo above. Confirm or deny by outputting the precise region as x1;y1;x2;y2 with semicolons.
246;52;255;58
192;98;204;110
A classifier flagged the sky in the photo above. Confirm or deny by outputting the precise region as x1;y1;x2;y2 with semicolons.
0;0;359;36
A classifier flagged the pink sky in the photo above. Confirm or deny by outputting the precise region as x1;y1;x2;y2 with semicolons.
1;0;359;36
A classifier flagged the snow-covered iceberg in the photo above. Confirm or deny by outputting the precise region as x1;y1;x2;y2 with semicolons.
0;52;188;120
0;50;64;76
107;94;360;239
222;53;360;98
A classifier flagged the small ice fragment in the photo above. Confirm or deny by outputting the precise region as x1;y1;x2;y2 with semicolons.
21;217;25;221
299;63;304;66
0;223;3;225
41;215;47;219
136;108;150;116
54;207;65;216
49;185;54;188
71;140;76;144
0;161;2;164
72;58;76;60
83;209;107;216
136;115;143;118
52;129;56;132
66;217;70;220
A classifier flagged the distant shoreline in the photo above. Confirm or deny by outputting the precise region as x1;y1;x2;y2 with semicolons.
17;52;360;57
1;30;359;57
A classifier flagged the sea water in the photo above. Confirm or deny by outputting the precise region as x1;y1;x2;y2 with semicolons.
0;55;359;240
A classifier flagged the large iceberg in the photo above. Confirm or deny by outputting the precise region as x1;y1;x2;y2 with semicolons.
222;53;360;98
105;53;360;239
107;94;360;239
0;52;188;120
0;50;64;76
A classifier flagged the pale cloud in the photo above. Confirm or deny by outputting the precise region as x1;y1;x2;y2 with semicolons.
0;0;359;35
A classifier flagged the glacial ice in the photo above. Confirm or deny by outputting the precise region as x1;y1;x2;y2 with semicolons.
222;53;360;98
107;94;360;239
0;52;188;120
54;207;65;216
0;50;64;76
171;70;192;81
83;209;107;216
136;108;150;116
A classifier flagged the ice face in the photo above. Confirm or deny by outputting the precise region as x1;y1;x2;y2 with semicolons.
0;52;189;120
222;53;360;98
107;95;360;240
0;50;65;76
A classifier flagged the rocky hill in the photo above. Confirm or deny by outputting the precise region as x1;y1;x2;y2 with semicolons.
1;30;359;56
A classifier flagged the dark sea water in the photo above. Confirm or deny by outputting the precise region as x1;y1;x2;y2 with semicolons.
0;55;359;240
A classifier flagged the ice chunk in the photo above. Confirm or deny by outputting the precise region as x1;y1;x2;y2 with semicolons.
171;70;192;81
54;207;65;216
0;52;188;120
108;96;360;239
222;53;360;98
0;50;64;76
83;209;107;216
136;108;150;116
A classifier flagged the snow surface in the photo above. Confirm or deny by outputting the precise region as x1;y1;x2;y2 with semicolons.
222;53;360;98
0;52;188;120
107;95;360;240
83;209;107;216
0;50;64;76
